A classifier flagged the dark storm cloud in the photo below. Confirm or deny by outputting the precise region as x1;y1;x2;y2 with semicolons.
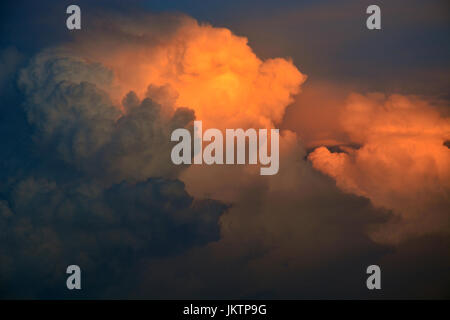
0;177;225;298
133;178;392;299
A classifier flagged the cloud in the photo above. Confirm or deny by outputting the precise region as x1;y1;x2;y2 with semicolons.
0;176;226;298
309;93;450;244
64;13;306;129
18;50;194;183
281;81;353;148
1;6;449;299
0;47;24;96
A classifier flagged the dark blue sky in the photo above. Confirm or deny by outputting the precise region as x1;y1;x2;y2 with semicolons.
1;0;449;96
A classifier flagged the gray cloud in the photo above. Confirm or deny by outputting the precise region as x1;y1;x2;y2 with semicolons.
18;50;194;183
0;176;226;298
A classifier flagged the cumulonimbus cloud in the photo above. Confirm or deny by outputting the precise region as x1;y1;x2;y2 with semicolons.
1;8;449;299
41;13;449;248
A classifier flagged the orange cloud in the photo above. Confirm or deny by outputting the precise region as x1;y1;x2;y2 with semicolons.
66;14;305;130
309;93;450;244
282;81;352;148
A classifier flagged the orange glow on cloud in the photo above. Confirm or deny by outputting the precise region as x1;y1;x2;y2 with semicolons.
309;93;450;243
68;16;305;130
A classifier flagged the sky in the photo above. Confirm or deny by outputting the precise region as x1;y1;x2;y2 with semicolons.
0;0;449;298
